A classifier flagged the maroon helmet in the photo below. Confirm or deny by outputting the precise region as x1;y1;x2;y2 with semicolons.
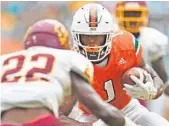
24;19;70;49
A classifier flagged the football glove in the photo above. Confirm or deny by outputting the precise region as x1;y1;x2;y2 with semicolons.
123;71;157;100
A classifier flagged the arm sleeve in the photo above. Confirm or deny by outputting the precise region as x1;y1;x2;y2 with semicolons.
70;52;94;84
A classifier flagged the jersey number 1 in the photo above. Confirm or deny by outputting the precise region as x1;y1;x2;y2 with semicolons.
104;80;115;102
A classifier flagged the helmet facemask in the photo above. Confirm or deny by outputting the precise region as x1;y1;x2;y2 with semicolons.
72;32;113;62
116;2;148;33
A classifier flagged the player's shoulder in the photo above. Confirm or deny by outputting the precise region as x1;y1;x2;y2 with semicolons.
140;27;165;36
70;51;93;83
36;47;89;64
54;48;87;61
0;50;26;60
70;51;85;58
139;27;168;45
27;47;71;57
112;30;137;52
70;51;92;65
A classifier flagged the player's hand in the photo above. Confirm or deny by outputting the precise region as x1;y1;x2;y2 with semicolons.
123;71;157;100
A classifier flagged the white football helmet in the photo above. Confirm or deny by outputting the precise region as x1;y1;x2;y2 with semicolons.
71;3;120;62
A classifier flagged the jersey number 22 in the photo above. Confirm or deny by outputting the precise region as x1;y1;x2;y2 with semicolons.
2;54;54;82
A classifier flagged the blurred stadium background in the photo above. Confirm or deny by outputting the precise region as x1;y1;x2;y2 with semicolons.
1;1;169;65
1;0;169;120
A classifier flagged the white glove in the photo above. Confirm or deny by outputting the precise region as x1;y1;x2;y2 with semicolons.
123;71;157;100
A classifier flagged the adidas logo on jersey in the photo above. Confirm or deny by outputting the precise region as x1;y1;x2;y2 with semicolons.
118;58;127;65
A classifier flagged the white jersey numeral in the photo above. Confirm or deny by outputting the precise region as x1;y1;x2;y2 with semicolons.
104;80;115;102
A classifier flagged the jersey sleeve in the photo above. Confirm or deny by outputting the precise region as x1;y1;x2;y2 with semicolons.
139;27;168;62
70;52;94;84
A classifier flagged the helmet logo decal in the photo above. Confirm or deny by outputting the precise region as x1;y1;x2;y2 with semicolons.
54;25;69;49
89;7;98;27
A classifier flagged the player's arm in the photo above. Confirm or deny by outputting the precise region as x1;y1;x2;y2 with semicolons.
124;58;164;100
59;95;93;126
70;52;125;126
143;28;169;95
59;95;77;116
71;71;125;126
59;114;92;126
137;36;166;99
137;44;164;99
164;85;169;96
124;35;164;100
134;34;164;99
141;63;164;99
151;57;169;97
148;29;169;85
71;72;138;126
151;57;168;85
149;33;169;96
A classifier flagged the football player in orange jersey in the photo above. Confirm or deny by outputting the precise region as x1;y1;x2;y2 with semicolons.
70;3;169;126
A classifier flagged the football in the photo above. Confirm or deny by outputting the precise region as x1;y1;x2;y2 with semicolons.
121;67;146;86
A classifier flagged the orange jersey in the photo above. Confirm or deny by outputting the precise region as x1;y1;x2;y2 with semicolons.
79;30;143;113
